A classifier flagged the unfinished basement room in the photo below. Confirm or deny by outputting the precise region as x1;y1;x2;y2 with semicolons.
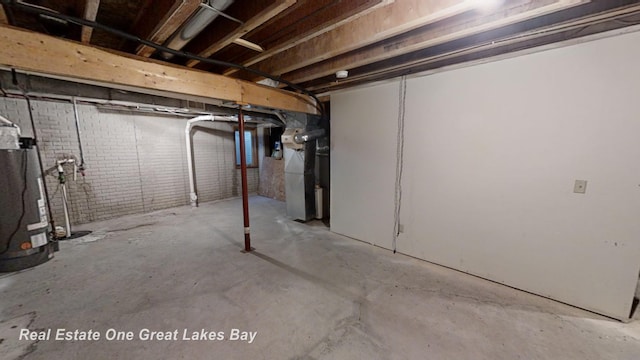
1;0;639;359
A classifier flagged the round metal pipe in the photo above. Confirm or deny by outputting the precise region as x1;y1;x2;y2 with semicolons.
238;107;252;252
293;128;325;144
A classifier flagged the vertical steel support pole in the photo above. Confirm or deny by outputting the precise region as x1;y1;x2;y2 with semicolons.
238;107;252;252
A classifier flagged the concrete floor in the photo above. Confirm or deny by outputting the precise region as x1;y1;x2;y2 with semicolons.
1;196;639;359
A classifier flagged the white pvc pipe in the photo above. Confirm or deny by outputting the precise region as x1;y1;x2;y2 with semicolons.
56;158;75;237
185;115;218;207
315;186;323;220
0;115;20;135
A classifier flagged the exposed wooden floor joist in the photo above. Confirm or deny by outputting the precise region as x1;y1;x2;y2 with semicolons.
80;0;101;43
308;2;640;94
133;0;202;58
221;0;388;76
283;0;586;85
185;0;296;68
239;0;474;78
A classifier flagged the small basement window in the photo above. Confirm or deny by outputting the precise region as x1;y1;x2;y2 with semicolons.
234;129;258;168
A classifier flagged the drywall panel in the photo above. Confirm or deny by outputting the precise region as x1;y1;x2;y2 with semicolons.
397;30;640;319
330;81;399;249
330;30;640;319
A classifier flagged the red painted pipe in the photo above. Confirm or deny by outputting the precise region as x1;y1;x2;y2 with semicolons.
238;107;252;252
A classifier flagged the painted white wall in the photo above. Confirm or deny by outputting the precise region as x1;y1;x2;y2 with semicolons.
0;98;259;225
331;30;640;319
330;81;399;249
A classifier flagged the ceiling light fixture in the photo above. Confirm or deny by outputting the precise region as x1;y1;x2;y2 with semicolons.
336;70;349;79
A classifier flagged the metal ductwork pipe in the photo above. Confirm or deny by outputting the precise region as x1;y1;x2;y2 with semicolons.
281;114;323;222
161;0;236;60
293;128;325;144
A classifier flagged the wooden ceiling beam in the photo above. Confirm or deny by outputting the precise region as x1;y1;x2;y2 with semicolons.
309;1;634;94
133;0;202;57
0;26;318;114
80;0;100;43
237;0;474;78
185;0;296;68
283;0;588;86
222;0;387;76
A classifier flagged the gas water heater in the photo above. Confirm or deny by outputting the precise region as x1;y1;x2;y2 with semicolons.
0;119;56;272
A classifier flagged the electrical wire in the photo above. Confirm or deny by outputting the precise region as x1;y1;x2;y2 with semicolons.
1;0;325;118
392;76;407;254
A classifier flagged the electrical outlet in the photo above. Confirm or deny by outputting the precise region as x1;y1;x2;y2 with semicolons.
574;180;587;194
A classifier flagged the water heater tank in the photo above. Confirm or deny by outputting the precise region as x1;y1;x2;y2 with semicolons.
0;137;55;272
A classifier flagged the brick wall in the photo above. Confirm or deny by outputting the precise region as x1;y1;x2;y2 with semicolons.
0;97;259;225
191;121;259;203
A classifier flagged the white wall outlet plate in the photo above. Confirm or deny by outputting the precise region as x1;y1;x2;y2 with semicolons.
574;180;587;194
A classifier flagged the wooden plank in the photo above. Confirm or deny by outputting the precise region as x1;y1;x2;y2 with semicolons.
223;0;387;76
0;26;317;114
233;38;265;52
258;157;286;201
236;0;473;78
134;0;202;57
80;0;100;43
284;0;588;85
80;0;100;42
0;5;8;25
185;0;296;68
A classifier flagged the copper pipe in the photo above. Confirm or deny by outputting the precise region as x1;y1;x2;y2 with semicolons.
238;107;252;252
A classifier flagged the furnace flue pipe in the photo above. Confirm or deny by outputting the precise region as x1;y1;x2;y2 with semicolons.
238;107;252;252
293;128;325;144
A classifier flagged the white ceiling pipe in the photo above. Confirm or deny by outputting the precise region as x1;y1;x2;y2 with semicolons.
161;0;235;60
185;114;221;207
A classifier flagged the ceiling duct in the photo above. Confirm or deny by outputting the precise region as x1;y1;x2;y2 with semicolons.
160;0;236;60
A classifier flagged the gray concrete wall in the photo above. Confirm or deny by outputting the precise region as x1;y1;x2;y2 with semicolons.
0;98;258;225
